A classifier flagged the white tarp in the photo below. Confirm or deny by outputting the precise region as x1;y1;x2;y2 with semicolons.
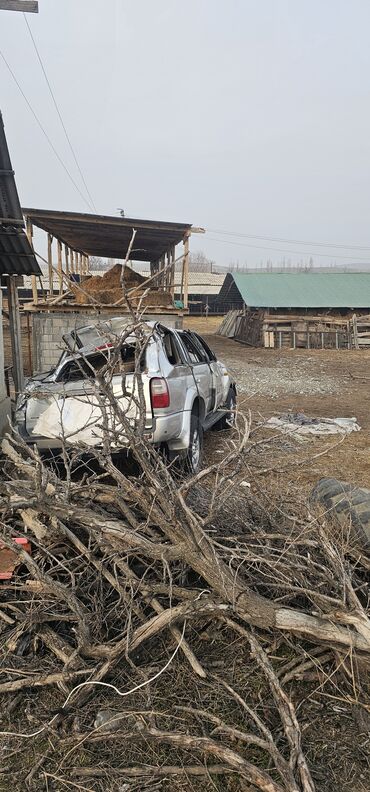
266;414;360;436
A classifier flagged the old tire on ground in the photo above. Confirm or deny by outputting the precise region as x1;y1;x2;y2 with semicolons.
184;413;203;474
310;478;370;550
213;387;237;432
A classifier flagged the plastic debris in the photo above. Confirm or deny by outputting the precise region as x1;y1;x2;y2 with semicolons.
0;537;31;580
266;413;360;436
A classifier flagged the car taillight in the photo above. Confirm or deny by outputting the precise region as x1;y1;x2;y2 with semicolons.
95;342;113;351
150;378;170;409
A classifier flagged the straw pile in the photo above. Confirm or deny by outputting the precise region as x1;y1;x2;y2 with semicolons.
73;264;172;307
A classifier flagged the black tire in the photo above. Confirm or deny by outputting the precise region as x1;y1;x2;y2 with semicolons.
213;387;237;431
184;413;203;474
310;478;370;550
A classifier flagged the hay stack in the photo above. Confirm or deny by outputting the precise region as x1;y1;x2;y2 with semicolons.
73;264;172;307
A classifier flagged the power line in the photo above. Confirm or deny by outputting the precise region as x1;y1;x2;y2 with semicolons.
206;236;370;262
23;13;97;213
0;46;94;211
207;228;370;252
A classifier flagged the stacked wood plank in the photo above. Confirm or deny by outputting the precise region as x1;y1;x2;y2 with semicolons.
351;314;370;348
216;309;243;337
233;312;354;349
262;315;350;350
235;311;264;346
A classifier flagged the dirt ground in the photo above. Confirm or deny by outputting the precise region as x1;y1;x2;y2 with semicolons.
184;315;370;495
2;314;370;792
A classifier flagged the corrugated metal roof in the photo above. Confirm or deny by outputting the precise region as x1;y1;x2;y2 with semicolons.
231;272;370;308
23;207;191;262
0;112;41;276
174;272;224;295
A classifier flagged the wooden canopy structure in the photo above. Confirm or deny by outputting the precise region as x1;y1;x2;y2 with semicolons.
23;208;200;309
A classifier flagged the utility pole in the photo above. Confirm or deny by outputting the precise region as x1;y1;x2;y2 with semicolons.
0;1;38;12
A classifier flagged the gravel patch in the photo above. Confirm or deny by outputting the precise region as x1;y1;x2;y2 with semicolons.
227;358;340;397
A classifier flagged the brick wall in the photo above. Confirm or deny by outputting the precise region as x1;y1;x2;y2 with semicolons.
32;310;183;374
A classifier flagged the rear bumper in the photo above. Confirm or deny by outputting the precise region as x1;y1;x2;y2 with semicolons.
15;421;156;451
15;409;190;453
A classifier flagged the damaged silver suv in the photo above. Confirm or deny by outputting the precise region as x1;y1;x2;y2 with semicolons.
15;318;236;473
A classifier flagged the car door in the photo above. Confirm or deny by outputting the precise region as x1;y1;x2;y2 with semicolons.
178;331;212;414
191;332;224;410
160;329;193;416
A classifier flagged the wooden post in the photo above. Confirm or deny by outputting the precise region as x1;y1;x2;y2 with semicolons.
47;233;53;297
65;245;69;277
26;311;32;374
6;276;24;393
170;245;175;300
183;231;190;310
160;255;166;289
57;239;63;294
353;314;359;349
150;259;159;286
26;217;38;304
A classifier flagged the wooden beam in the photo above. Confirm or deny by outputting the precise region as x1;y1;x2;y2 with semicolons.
6;276;24;394
57;239;63;294
170;245;175;300
47;234;53;296
64;245;69;277
25;217;38;304
183;231;190;310
0;1;38;10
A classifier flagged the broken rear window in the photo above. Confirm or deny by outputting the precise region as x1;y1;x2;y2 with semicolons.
56;352;109;383
56;344;145;383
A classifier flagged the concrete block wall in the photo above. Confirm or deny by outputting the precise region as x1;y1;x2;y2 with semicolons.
32;310;184;374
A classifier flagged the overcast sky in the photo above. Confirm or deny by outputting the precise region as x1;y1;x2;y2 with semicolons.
1;0;370;268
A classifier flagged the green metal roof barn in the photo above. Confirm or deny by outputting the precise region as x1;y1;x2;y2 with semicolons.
218;271;370;309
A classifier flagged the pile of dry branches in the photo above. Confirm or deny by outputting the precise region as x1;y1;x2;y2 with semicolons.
1;317;370;792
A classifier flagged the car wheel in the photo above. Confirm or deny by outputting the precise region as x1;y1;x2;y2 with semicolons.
213;387;237;431
185;413;203;474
